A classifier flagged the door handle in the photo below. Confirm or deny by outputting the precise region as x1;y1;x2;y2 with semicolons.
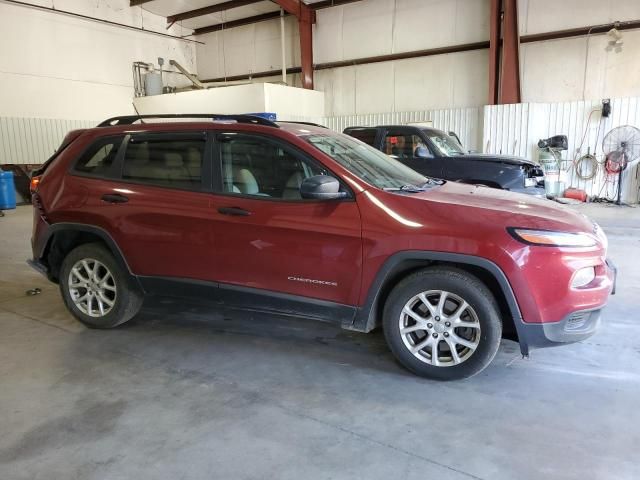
101;193;129;204
218;206;251;216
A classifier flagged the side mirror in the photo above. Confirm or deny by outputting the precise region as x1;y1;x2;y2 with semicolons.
448;131;463;148
300;175;348;200
414;146;431;158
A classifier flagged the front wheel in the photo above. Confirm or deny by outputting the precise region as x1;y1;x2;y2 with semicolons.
383;267;502;380
59;243;143;328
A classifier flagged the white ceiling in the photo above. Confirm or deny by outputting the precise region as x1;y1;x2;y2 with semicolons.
139;0;329;30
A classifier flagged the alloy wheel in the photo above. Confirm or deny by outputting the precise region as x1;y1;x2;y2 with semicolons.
399;290;481;367
68;258;117;317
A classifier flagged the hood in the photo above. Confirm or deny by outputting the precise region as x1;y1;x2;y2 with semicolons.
456;153;538;167
413;182;595;234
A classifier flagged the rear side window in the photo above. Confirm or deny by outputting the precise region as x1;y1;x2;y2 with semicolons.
122;135;205;190
74;136;123;176
345;128;377;146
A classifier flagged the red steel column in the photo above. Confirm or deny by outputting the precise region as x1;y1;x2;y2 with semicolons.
488;0;501;105
299;8;315;89
499;0;521;103
273;0;315;89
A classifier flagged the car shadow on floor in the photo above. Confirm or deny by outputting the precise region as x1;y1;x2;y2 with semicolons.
112;295;407;377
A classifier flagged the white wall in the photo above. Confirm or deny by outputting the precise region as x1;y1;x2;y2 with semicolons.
519;0;640;103
194;0;640;114
0;0;197;121
315;49;489;116
195;0;490;116
196;16;301;80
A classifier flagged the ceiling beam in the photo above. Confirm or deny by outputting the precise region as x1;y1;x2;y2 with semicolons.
194;11;284;34
130;0;154;6
167;0;265;24
309;0;362;9
270;0;309;19
193;0;362;34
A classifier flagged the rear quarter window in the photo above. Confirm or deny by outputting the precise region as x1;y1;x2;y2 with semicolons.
344;128;378;146
74;136;123;176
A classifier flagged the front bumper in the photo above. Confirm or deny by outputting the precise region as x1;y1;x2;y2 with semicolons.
517;308;602;355
515;258;616;356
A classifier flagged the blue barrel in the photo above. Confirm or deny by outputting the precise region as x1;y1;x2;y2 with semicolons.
0;170;17;210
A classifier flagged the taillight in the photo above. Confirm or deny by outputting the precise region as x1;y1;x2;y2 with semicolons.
30;175;41;193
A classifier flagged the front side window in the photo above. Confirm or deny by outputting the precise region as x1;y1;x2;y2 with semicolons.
218;135;325;199
307;134;431;190
383;132;430;159
122;136;205;190
74;136;123;176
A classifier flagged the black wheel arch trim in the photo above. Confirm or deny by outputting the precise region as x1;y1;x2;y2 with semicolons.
37;222;137;285
348;251;531;354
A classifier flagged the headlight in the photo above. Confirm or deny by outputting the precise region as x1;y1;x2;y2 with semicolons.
508;228;597;247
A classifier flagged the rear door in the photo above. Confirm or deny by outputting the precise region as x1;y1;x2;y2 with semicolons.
208;132;363;310
80;131;217;281
381;127;444;178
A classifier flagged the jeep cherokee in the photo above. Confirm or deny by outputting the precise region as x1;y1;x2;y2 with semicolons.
28;114;615;380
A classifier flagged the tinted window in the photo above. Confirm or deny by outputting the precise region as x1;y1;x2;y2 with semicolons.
122;136;205;190
345;128;377;146
219;135;325;199
74;136;123;176
383;131;432;159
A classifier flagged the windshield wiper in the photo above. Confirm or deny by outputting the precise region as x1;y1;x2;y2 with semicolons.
383;184;428;193
421;178;445;187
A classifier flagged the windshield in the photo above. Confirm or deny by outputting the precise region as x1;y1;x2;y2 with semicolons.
306;134;431;190
425;130;465;156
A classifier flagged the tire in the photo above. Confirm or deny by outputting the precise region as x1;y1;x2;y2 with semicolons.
383;267;502;380
59;242;143;329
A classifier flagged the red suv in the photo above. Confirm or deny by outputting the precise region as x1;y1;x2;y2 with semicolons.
29;114;616;380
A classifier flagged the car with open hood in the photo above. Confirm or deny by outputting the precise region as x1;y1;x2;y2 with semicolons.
344;124;546;196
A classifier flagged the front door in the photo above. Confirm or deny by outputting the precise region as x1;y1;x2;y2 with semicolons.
209;132;363;309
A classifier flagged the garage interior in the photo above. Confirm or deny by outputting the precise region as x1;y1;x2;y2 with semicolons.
1;1;640;479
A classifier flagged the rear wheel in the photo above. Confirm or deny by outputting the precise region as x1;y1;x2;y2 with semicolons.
383;267;502;380
59;243;143;328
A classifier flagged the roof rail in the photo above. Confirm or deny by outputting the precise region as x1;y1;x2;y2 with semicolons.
278;121;328;129
97;114;279;128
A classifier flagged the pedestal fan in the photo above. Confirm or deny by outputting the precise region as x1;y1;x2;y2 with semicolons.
602;125;640;205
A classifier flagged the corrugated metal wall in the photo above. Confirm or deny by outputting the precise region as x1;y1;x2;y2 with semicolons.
0;117;96;165
322;107;484;153
3;102;639;203
482;103;530;157
483;97;640;203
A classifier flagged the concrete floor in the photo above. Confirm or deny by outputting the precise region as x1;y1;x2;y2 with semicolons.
1;204;639;480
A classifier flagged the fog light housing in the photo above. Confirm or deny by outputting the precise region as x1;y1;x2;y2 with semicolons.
571;267;596;288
